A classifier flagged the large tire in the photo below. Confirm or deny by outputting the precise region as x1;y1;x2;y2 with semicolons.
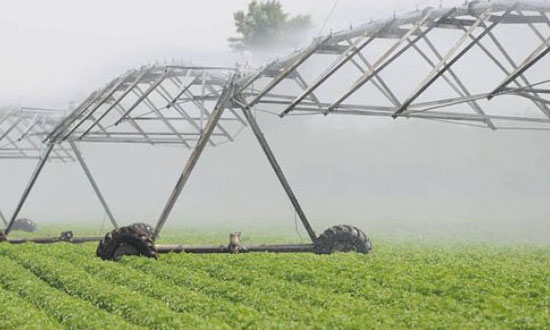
129;222;154;238
314;225;372;255
96;226;157;261
11;219;37;233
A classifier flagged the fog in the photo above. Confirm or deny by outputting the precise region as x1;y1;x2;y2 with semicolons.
1;0;549;243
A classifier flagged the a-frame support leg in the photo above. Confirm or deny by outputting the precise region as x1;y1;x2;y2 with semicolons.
152;79;236;241
152;78;316;243
69;142;119;229
238;100;317;243
2;144;54;237
0;207;7;226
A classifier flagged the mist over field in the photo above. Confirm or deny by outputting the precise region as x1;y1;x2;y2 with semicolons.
0;0;549;244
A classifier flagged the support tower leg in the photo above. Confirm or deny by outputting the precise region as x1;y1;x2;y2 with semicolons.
238;101;317;243
69;142;119;229
151;78;316;243
2;144;54;236
152;79;236;241
0;207;7;227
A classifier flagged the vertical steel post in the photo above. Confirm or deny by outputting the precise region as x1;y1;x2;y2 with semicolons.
69;142;119;229
152;78;236;241
238;97;317;243
3;144;54;236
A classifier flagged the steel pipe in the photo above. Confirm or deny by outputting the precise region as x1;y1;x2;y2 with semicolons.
6;236;102;244
155;243;315;254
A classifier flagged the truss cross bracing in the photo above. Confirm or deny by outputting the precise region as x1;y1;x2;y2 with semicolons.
4;0;550;244
0;107;73;161
0;107;73;228
47;67;247;146
238;0;550;131
0;107;118;235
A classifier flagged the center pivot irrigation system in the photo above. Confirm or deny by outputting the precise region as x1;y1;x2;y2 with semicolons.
0;106;120;242
0;106;74;231
1;0;550;260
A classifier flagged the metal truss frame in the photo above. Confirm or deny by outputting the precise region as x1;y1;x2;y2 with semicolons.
2;0;550;250
0;107;118;242
2;71;315;248
238;0;550;131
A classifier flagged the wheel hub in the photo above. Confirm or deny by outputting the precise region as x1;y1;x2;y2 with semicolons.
113;244;139;260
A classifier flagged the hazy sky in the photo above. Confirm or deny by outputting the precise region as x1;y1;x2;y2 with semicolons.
0;0;463;105
1;0;549;242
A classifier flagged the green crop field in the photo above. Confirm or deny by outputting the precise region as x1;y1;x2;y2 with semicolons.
0;230;549;329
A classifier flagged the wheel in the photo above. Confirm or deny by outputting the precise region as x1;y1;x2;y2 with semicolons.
11;219;37;233
96;226;157;261
129;222;155;238
314;225;372;255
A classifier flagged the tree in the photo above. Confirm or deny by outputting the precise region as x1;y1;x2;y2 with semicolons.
228;1;312;52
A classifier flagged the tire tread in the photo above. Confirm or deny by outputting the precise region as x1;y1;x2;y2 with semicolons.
314;225;372;255
96;226;157;261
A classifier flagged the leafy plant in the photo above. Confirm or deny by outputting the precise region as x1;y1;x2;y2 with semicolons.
0;234;549;329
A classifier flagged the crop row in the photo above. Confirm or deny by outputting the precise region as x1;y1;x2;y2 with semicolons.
20;242;550;328
0;285;59;329
2;246;224;330
0;253;135;329
172;244;550;327
1;241;549;329
157;252;456;328
124;244;550;328
47;243;300;329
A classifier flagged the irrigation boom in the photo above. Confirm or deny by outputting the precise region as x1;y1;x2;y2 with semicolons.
1;0;549;259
